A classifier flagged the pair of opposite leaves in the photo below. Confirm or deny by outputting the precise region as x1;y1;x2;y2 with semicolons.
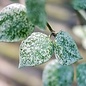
0;3;82;67
19;31;82;67
43;59;86;86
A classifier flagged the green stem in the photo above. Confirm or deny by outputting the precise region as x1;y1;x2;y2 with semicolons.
47;22;56;37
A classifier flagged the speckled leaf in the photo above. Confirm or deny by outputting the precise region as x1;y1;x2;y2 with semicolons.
19;32;54;67
25;0;46;29
76;63;86;86
54;31;82;65
43;60;74;86
0;3;34;42
72;0;86;10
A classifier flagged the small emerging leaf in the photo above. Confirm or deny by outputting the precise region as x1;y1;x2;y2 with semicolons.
25;0;46;29
54;31;82;65
77;63;86;86
43;60;74;86
0;3;34;42
19;32;53;67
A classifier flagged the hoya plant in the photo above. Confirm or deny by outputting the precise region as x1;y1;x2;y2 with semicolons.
0;0;86;86
72;0;86;24
43;59;74;86
72;0;86;20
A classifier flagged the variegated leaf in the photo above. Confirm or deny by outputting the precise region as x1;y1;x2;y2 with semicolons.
25;0;46;29
19;32;54;67
43;60;74;86
54;31;82;65
0;3;34;42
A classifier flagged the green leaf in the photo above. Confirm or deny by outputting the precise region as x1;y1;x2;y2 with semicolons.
77;63;86;86
43;60;74;86
72;0;86;21
19;32;54;67
25;0;46;29
54;31;82;65
72;0;86;10
0;3;35;42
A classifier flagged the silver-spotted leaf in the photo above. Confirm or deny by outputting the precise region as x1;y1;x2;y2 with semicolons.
25;0;46;29
77;63;86;86
72;0;86;10
19;32;53;67
43;60;74;86
0;3;34;42
54;31;82;65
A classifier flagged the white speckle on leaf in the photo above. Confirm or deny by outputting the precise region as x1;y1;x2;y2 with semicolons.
0;3;34;42
43;59;74;86
19;32;54;67
54;31;82;65
77;63;86;86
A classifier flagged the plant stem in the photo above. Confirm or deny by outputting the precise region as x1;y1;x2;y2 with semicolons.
47;22;56;37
